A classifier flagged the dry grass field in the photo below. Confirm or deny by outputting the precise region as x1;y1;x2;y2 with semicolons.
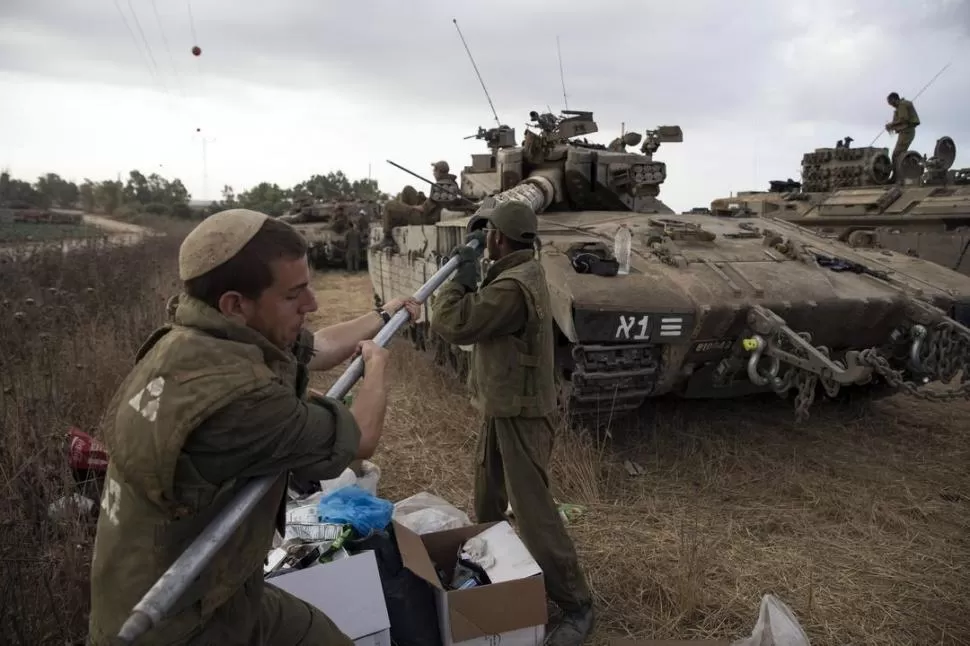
1;229;968;644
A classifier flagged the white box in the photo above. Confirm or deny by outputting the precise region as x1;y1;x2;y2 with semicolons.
268;550;390;646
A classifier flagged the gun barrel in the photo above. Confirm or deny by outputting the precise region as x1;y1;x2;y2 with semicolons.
116;238;483;644
474;169;561;217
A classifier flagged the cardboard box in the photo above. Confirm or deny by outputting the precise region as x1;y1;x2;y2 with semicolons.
394;519;548;646
267;550;391;646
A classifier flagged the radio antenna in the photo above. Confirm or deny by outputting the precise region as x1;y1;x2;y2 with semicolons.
452;18;501;126
868;60;952;146
557;35;568;110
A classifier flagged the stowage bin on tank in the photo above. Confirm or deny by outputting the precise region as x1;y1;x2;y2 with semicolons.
709;135;970;276
368;109;970;421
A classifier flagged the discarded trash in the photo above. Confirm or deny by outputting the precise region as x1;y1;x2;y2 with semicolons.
449;556;491;590
731;593;811;646
558;503;585;524
623;460;647;476
392;491;471;534
47;493;96;522
317;486;394;534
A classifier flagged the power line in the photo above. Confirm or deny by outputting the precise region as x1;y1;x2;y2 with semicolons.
148;0;185;98
109;0;159;87
124;0;167;93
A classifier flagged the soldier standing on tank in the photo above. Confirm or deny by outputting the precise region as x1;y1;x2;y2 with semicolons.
87;208;420;646
885;92;920;179
345;221;361;272
430;201;594;646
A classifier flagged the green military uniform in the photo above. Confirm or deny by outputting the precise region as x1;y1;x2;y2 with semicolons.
429;202;593;639
345;225;361;272
376;163;463;252
89;209;360;646
887;97;920;171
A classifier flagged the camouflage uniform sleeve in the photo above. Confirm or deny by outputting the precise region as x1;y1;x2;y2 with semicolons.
430;279;528;346
183;384;362;483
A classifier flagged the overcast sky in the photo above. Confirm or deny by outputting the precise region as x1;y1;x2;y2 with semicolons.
1;0;968;212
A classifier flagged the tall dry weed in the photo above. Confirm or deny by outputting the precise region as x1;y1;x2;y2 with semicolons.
0;235;182;644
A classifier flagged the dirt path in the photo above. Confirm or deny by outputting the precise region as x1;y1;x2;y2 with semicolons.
81;214;152;236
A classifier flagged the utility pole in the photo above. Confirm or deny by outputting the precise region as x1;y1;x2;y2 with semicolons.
195;133;216;201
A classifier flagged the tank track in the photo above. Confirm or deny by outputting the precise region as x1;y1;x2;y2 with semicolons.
565;343;661;417
405;320;661;420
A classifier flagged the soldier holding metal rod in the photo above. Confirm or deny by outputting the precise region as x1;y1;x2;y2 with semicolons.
87;208;418;645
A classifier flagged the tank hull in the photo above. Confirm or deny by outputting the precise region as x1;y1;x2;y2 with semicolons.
367;209;970;420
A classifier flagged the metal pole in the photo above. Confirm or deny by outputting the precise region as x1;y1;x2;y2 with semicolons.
116;238;482;643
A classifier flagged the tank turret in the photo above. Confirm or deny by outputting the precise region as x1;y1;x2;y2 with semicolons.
459;108;682;210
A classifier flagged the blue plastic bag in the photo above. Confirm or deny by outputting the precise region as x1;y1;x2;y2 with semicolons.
316;485;394;534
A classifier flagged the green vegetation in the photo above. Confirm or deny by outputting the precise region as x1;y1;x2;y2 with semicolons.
1;168;393;221
0;221;102;244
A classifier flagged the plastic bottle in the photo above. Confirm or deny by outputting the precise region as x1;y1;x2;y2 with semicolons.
614;224;632;275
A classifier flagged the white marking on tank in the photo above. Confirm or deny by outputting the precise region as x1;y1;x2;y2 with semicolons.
615;314;649;340
659;316;683;337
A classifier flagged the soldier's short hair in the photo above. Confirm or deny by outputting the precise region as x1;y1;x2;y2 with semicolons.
887;92;900;102
184;217;308;308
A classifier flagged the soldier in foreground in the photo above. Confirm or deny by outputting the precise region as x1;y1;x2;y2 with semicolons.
88;208;419;645
885;91;920;177
430;201;594;646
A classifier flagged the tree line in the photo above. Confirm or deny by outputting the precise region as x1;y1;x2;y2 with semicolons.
0;169;393;219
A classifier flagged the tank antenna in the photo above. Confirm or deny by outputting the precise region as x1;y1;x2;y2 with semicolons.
453;18;501;127
868;61;952;146
557;35;568;110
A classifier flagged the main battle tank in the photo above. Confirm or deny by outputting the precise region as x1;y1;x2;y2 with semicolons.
368;110;970;420
280;197;378;269
709;136;970;274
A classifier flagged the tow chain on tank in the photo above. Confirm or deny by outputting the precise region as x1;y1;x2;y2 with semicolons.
858;318;970;403
744;304;970;419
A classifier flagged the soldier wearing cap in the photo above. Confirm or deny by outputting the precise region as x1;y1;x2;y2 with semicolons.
374;161;463;252
429;201;594;646
88;209;419;645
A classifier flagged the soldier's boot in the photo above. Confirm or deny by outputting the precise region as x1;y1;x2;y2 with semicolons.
544;604;594;646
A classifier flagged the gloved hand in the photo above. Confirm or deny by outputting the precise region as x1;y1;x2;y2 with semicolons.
449;244;480;291
465;228;487;249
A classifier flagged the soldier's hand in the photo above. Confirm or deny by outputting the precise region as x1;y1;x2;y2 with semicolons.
465;229;487;248
450;244;479;264
357;340;388;369
383;297;421;321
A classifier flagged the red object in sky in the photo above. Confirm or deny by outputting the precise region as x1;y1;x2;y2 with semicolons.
192;45;201;56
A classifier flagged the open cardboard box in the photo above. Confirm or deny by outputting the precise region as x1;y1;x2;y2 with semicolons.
393;519;548;646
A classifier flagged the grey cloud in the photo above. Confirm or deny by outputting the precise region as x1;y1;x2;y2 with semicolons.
2;0;968;169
